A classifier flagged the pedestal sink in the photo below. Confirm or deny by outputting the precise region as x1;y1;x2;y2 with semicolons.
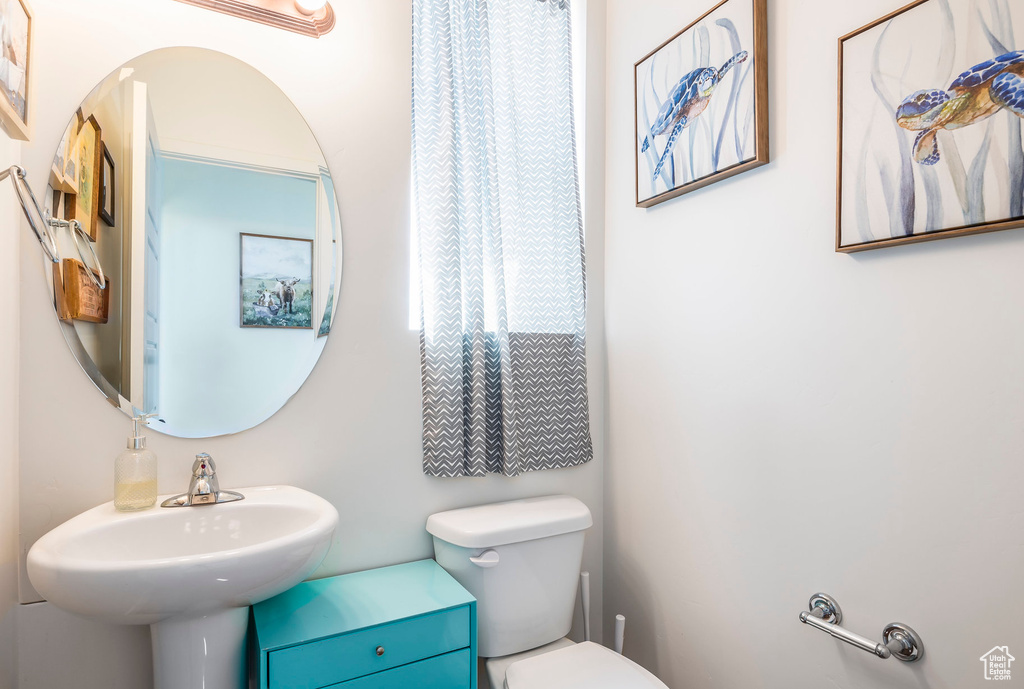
27;485;339;689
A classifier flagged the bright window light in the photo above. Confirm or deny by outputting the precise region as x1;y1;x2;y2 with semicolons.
409;4;587;331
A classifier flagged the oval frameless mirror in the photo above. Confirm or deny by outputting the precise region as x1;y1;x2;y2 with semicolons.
46;47;341;438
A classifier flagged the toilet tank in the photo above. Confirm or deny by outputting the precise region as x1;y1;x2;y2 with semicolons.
426;495;592;658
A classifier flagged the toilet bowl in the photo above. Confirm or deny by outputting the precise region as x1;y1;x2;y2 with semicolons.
504;640;666;689
426;495;668;689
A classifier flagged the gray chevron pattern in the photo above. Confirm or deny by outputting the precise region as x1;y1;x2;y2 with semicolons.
413;0;592;477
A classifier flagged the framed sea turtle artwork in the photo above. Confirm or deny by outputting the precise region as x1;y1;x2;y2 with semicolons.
634;0;768;208
838;0;1024;252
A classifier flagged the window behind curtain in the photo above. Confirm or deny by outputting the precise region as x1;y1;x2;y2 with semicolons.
410;0;588;332
412;0;593;477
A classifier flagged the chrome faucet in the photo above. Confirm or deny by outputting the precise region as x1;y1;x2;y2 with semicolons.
161;453;245;507
187;453;221;504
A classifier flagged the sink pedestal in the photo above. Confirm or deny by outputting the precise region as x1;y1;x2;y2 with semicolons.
151;607;249;689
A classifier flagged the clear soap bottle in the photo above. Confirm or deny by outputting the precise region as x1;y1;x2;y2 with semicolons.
115;413;158;511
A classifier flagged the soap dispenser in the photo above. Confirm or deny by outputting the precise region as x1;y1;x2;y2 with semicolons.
115;413;158;511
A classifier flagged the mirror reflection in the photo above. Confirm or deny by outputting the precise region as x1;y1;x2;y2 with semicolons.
46;48;341;438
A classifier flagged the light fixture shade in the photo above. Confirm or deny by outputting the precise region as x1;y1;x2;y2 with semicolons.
174;0;336;38
294;0;327;15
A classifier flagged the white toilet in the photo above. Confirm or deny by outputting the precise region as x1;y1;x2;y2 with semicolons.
427;495;668;689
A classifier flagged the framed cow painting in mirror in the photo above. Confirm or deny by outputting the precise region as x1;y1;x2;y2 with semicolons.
240;233;314;329
837;0;1024;252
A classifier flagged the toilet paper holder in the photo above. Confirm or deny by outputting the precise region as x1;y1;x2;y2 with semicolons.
798;593;923;662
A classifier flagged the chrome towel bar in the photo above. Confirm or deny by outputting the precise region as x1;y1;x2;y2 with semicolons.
0;165;108;288
799;593;923;662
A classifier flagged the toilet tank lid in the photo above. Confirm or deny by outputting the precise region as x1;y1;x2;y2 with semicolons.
426;495;593;548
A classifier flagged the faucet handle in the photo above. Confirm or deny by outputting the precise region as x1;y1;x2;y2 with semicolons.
192;453;216;477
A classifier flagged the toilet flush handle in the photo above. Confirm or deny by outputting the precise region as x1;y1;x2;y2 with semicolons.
469;549;500;568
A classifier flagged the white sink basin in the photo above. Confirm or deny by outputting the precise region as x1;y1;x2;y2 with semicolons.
27;485;339;689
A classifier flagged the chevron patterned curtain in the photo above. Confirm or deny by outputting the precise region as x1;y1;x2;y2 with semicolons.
412;0;592;477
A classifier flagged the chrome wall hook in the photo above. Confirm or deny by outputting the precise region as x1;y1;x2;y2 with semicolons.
799;593;923;662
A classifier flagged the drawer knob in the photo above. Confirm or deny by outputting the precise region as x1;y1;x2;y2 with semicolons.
376;645;385;657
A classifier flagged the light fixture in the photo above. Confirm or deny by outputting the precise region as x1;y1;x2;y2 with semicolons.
172;0;336;38
294;0;327;16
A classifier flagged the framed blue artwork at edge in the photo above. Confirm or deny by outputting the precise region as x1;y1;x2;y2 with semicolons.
634;0;769;208
837;0;1024;252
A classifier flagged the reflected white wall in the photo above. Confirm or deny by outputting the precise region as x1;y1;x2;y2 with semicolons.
158;157;325;437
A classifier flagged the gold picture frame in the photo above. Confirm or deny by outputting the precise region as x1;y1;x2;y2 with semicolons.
0;0;32;141
50;114;80;193
634;0;769;208
836;0;1024;252
67;114;102;241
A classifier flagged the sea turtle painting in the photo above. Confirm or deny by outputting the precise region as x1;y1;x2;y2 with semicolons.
838;0;1024;251
896;50;1024;165
641;50;749;180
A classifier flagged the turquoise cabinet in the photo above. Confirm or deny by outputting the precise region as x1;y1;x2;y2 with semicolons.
251;560;477;689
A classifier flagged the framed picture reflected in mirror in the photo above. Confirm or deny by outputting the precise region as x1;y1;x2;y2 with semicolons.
239;232;314;330
68;114;102;241
99;141;115;227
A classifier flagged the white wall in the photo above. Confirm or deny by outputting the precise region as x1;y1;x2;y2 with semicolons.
0;130;21;689
16;1;606;686
602;2;1023;689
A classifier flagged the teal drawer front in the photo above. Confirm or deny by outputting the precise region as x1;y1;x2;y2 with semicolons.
269;606;470;689
323;648;472;689
252;561;477;689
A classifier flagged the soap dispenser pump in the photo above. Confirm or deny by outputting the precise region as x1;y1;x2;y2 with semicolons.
115;413;158;511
